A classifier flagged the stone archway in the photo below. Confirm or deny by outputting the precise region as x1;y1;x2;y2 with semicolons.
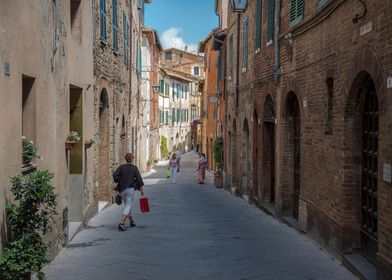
262;95;276;204
98;89;110;201
343;72;379;265
282;92;301;219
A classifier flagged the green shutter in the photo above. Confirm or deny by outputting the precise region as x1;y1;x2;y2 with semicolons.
242;17;249;71
255;0;263;52
172;108;175;123
166;111;168;124
100;0;107;41
290;0;305;26
159;80;164;93
267;0;275;43
112;0;118;51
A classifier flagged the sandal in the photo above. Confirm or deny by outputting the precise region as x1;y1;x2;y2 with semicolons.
129;217;136;227
118;223;126;231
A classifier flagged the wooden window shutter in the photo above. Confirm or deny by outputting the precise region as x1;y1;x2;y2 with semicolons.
112;0;118;51
255;0;263;52
100;0;107;41
267;0;275;44
290;0;305;26
242;17;249;71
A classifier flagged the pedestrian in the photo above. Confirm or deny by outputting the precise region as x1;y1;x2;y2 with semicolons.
113;153;145;232
168;153;178;184
197;153;207;184
196;143;200;153
175;149;182;172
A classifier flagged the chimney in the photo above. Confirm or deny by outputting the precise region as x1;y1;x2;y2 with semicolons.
185;45;188;52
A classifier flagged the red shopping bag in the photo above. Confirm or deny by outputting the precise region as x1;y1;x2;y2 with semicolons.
140;197;150;213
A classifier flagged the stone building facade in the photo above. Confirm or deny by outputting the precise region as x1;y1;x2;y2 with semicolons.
158;48;204;155
0;0;95;254
213;0;392;278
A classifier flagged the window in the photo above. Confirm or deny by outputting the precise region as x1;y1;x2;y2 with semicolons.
165;51;172;60
267;0;275;45
159;79;164;94
22;75;37;143
255;0;263;52
242;17;249;72
112;0;118;51
70;0;82;43
123;12;130;65
137;38;142;76
193;66;199;76
172;108;175;123
177;108;180;123
99;0;107;42
229;34;233;79
165;111;169;124
290;0;305;26
325;78;333;135
172;82;175;99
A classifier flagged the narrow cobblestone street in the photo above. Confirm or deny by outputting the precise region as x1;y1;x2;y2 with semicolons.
44;152;356;280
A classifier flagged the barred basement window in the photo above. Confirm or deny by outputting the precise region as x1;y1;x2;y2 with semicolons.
324;78;333;135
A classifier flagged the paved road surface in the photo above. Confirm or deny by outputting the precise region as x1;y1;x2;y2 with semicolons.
44;152;357;280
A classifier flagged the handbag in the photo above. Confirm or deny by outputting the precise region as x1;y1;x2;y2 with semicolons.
166;170;171;178
115;194;122;205
140;197;150;213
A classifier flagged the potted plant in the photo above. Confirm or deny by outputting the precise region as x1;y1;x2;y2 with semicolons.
147;159;153;172
22;136;41;166
0;170;57;280
85;135;100;149
65;131;80;150
213;137;224;188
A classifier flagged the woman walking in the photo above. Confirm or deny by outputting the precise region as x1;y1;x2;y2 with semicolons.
167;153;179;184
197;153;207;184
113;153;145;231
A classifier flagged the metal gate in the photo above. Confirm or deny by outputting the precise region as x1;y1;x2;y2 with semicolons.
361;89;378;264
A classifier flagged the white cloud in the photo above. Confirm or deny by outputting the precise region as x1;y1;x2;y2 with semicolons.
161;28;198;52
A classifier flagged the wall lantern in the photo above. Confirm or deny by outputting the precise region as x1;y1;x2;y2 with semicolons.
152;85;160;94
231;0;248;12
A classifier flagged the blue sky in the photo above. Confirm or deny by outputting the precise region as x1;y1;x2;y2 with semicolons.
145;0;218;51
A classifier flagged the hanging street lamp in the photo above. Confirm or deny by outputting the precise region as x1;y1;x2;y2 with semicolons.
231;0;248;13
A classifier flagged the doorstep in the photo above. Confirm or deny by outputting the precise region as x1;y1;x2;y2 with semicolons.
342;253;377;280
68;222;83;242
281;215;300;231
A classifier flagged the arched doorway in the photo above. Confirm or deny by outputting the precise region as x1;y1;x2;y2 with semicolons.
243;119;250;196
283;92;301;220
344;72;379;264
252;110;259;199
98;89;109;201
263;95;275;204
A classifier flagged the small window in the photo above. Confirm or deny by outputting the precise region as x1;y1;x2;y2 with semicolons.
194;66;200;76
165;51;172;60
70;0;82;43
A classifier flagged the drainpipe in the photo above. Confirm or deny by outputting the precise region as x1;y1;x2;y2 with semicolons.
274;0;282;85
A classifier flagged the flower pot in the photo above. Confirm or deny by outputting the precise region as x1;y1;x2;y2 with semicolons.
84;141;93;149
214;172;223;188
65;141;78;151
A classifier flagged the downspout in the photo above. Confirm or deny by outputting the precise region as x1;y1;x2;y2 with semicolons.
235;13;240;112
274;0;281;84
